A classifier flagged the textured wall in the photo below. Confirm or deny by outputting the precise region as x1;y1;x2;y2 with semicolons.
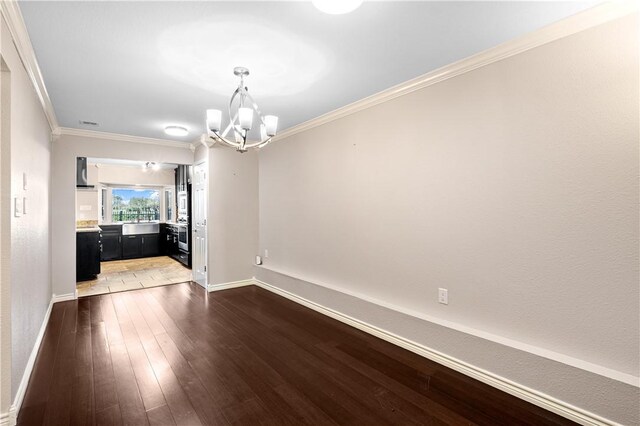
208;145;259;285
258;15;639;423
0;19;12;417
1;16;53;402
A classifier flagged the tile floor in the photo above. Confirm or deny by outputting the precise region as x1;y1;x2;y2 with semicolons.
76;256;192;297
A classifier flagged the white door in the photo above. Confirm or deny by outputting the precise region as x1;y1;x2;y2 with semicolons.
192;162;208;287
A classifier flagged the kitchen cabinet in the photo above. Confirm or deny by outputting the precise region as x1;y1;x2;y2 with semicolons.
123;233;160;259
77;231;101;281
100;225;122;260
122;235;141;259
141;234;159;257
164;224;180;257
175;165;192;193
101;234;122;260
177;251;189;267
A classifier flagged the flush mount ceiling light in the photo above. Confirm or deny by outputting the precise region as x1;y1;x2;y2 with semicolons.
164;125;189;137
312;0;363;14
206;67;278;153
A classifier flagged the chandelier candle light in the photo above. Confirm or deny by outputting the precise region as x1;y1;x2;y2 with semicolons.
206;67;278;153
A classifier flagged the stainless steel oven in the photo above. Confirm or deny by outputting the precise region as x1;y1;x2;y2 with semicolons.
177;224;188;252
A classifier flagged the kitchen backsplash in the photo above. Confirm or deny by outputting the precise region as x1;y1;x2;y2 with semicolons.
76;220;99;229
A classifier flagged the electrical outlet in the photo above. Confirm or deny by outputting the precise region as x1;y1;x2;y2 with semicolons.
438;288;448;305
264;249;269;259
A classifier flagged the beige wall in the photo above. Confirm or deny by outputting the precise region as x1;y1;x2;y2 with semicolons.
52;134;193;297
75;189;98;221
93;163;175;186
0;15;52;408
0;20;10;418
195;143;258;286
257;15;639;424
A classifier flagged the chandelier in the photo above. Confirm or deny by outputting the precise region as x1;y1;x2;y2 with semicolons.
206;67;278;153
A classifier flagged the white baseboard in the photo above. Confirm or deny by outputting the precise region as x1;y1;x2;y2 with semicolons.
8;294;60;425
207;279;255;293
0;412;10;426
252;277;621;426
52;292;76;303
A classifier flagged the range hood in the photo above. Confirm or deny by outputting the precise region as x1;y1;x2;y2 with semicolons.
76;157;95;188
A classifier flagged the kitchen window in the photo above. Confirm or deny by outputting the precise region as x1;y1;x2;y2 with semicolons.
111;188;160;222
165;187;174;222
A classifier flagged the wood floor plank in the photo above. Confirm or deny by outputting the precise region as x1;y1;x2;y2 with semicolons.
95;404;123;426
316;341;475;425
140;338;203;426
110;342;149;426
111;293;167;412
43;303;78;425
91;321;119;413
123;291;203;425
19;303;65;409
100;294;124;345
154;332;230;425
69;373;94;426
206;294;385;425
19;283;577;426
146;405;176;426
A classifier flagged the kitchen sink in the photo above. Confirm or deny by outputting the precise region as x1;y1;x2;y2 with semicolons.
122;223;159;235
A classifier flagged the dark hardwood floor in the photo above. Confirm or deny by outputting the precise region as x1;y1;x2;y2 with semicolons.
18;282;576;425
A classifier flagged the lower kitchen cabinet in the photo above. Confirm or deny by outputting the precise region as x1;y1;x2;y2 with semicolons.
77;231;101;281
123;234;160;259
122;235;141;259
141;234;159;257
101;233;122;260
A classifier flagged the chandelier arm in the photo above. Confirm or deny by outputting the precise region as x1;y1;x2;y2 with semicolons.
227;87;246;140
210;132;240;148
243;138;272;149
243;92;267;128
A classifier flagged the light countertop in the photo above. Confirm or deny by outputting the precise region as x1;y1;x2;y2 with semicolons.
76;227;101;233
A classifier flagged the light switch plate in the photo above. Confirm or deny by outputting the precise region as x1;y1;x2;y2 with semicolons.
14;197;22;217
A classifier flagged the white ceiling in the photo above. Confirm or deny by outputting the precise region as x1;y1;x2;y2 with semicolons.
19;1;599;144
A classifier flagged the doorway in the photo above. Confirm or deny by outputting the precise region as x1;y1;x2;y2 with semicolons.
192;161;208;288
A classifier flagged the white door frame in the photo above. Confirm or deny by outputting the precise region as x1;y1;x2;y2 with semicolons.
191;160;208;288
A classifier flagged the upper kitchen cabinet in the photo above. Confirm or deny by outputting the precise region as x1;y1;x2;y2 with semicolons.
176;165;192;192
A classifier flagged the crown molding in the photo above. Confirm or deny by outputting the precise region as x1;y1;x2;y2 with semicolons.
197;133;216;149
0;0;58;131
54;127;194;150
273;0;638;143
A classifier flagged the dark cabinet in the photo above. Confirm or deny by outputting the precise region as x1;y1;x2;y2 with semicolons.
123;233;160;259
100;224;162;260
122;235;141;259
177;251;189;266
101;233;122;260
175;165;192;193
100;225;123;261
165;225;179;257
77;231;101;281
141;234;159;257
